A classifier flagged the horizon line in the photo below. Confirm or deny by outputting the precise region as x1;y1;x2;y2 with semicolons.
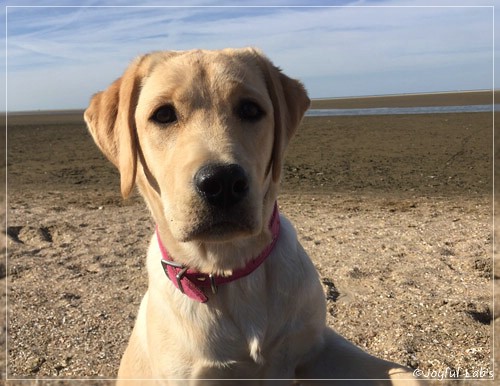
2;88;497;115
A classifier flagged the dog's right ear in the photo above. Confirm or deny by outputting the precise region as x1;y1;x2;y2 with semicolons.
84;55;151;198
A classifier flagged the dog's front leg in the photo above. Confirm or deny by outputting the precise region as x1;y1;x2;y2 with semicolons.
295;328;422;386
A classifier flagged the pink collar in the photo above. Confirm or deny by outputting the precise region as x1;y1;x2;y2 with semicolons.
157;203;281;303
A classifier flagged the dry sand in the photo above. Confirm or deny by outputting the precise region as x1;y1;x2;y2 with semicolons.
2;91;496;384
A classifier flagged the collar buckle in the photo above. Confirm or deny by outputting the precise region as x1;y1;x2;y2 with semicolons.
209;274;218;294
161;259;188;294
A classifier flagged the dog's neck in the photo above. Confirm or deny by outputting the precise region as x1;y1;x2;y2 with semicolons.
156;202;280;303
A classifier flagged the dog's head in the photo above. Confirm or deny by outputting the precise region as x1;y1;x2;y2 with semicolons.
85;48;309;248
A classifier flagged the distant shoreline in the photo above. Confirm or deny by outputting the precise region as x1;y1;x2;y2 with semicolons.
313;89;492;100
310;90;497;109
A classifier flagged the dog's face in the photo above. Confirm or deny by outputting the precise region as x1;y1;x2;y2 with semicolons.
85;48;309;246
135;51;276;242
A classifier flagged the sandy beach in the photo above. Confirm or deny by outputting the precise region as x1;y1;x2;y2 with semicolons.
2;91;496;384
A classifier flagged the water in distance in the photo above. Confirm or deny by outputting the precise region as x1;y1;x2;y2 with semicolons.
306;104;500;117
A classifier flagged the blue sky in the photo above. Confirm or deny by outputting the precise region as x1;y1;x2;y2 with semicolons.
2;0;497;111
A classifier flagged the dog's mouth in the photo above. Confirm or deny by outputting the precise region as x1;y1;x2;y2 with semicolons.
181;209;257;242
178;205;259;242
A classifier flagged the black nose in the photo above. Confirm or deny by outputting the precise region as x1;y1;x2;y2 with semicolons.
194;164;249;208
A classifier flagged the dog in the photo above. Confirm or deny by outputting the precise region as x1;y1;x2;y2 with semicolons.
85;48;421;385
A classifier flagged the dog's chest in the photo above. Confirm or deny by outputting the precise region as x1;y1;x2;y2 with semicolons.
187;293;298;379
201;284;270;363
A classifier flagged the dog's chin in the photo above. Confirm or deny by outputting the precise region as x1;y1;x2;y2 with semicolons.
181;219;257;243
166;201;262;243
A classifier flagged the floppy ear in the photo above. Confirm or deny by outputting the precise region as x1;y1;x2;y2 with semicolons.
84;55;150;198
254;50;311;182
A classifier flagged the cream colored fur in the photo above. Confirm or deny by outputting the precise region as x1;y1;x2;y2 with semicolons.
85;48;421;385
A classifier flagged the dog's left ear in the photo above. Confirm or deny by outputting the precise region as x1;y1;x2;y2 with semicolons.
252;49;311;182
84;55;151;198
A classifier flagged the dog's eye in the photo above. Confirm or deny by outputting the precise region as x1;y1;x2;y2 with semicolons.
237;100;265;122
151;105;177;124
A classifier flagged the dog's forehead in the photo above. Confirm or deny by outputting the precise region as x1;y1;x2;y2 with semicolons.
159;49;261;78
143;50;268;101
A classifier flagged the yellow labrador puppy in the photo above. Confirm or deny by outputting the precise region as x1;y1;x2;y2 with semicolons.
85;48;420;385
